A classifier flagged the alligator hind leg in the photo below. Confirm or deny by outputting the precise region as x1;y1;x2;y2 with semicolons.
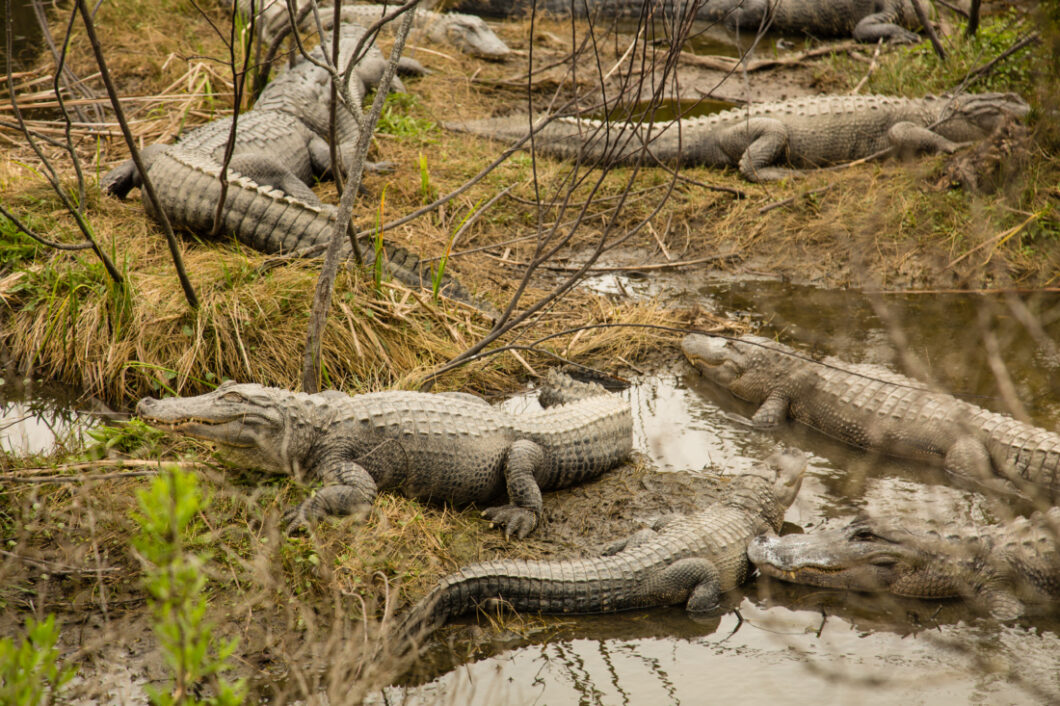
943;436;995;485
852;13;920;44
482;439;546;539
100;144;169;198
651;558;722;612
227;154;322;204
283;461;378;533
729;118;799;182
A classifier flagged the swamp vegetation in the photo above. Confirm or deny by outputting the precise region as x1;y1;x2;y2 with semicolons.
2;0;1060;703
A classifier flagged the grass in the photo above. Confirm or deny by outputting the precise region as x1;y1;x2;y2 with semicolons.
2;1;1060;701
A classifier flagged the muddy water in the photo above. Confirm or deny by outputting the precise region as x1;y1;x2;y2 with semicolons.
0;382;100;455
381;282;1060;705
2;0;44;72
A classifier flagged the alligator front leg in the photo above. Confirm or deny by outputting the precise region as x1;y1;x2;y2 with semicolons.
886;122;963;160
751;390;790;428
283;461;378;533
602;515;677;555
482;439;546;539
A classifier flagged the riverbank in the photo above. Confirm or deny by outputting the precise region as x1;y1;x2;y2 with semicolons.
1;0;1058;702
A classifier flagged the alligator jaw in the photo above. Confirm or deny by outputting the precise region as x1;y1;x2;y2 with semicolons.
138;415;259;448
680;333;744;386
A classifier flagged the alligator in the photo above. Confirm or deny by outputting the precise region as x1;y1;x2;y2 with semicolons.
748;510;1060;619
681;333;1060;494
453;0;922;43
236;0;511;60
393;449;805;650
445;93;1030;182
130;144;480;303
99;24;486;306
135;371;633;538
102;22;415;203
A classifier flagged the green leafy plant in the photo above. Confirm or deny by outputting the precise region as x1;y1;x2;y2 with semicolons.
132;467;245;706
376;93;436;138
418;153;436;205
820;10;1036;96
85;418;170;458
0;615;77;706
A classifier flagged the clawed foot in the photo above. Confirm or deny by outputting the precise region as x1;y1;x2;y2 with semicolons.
281;507;316;536
281;502;371;535
482;504;539;539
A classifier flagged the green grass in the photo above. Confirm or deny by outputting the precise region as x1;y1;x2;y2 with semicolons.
819;11;1039;96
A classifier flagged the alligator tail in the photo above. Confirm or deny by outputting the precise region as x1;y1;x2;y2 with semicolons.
445;114;675;166
358;240;499;319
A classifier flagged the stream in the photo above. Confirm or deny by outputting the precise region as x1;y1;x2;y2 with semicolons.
377;280;1060;705
5;282;1059;704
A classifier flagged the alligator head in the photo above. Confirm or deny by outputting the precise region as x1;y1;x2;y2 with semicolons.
136;381;309;474
747;518;942;597
681;333;790;403
431;13;510;60
937;93;1031;141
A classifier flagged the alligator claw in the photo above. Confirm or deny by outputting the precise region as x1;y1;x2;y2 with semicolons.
482;505;538;539
281;508;316;536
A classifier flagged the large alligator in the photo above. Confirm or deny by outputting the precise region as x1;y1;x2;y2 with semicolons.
135;371;633;538
446;93;1029;182
394;449;805;650
102;22;413;204
681;333;1060;494
748;510;1060;619
236;1;511;60
454;0;922;43
99;24;485;306
130;144;478;303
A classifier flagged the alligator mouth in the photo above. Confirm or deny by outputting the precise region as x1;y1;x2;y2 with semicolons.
141;415;261;447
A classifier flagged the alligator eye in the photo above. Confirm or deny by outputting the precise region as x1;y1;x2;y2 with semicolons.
219;391;244;402
869;555;898;567
851;529;877;541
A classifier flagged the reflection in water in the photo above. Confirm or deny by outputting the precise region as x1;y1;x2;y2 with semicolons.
0;384;100;454
388;283;1060;705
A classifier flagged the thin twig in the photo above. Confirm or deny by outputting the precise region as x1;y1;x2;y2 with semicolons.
301;0;422;393
74;0;198;306
2;471;162;483
0;203;93;250
910;0;946;60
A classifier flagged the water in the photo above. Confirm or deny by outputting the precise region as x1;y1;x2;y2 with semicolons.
382;282;1060;705
0;382;101;455
589;97;736;123
2;0;45;73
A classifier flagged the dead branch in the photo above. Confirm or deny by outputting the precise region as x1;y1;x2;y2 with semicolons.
910;0;946;60
959;32;1040;86
301;0;422;393
3;2;125;286
73;0;198;306
680;41;861;73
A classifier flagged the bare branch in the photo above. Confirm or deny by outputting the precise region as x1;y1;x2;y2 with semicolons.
5;1;124;286
73;0;198;306
301;0;422;393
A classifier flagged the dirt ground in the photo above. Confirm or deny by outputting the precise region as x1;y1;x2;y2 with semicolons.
1;1;1058;702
